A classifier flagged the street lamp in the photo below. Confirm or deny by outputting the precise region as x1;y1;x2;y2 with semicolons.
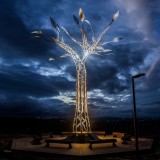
132;73;145;154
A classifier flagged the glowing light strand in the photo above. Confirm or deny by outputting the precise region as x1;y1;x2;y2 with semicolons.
32;8;121;133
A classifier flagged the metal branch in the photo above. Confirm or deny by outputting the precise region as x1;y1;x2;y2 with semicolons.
47;35;80;64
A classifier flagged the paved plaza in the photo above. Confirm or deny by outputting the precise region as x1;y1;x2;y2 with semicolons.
11;134;153;157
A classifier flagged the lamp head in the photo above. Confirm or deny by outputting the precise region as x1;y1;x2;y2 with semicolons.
132;73;145;79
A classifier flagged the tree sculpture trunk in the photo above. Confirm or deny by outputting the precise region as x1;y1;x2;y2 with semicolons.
73;62;91;133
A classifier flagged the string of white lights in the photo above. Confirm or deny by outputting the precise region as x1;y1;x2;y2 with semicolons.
32;8;121;133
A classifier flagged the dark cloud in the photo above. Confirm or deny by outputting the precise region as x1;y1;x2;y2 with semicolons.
0;63;75;105
0;98;69;117
0;0;159;118
0;0;55;60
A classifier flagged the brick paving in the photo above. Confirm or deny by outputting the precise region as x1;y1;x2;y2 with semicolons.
11;135;153;156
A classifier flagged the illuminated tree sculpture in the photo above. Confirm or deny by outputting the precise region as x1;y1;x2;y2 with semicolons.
32;8;122;133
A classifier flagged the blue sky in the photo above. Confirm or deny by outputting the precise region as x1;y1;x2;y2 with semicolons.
0;0;160;118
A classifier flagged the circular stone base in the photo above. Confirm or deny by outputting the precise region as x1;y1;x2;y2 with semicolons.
71;133;94;143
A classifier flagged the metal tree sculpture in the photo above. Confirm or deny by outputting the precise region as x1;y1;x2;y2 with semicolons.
32;8;121;133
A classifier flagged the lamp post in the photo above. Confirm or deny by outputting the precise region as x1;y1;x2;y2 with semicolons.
132;73;145;154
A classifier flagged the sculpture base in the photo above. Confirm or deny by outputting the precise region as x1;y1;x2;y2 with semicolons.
69;132;94;143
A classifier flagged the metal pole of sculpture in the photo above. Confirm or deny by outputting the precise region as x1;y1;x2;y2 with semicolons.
32;8;121;133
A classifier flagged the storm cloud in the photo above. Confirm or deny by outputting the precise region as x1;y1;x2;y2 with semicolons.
0;0;160;118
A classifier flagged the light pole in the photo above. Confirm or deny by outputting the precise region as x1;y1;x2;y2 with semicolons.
132;73;145;154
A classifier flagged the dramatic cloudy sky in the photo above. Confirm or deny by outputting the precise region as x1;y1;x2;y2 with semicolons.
0;0;160;118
